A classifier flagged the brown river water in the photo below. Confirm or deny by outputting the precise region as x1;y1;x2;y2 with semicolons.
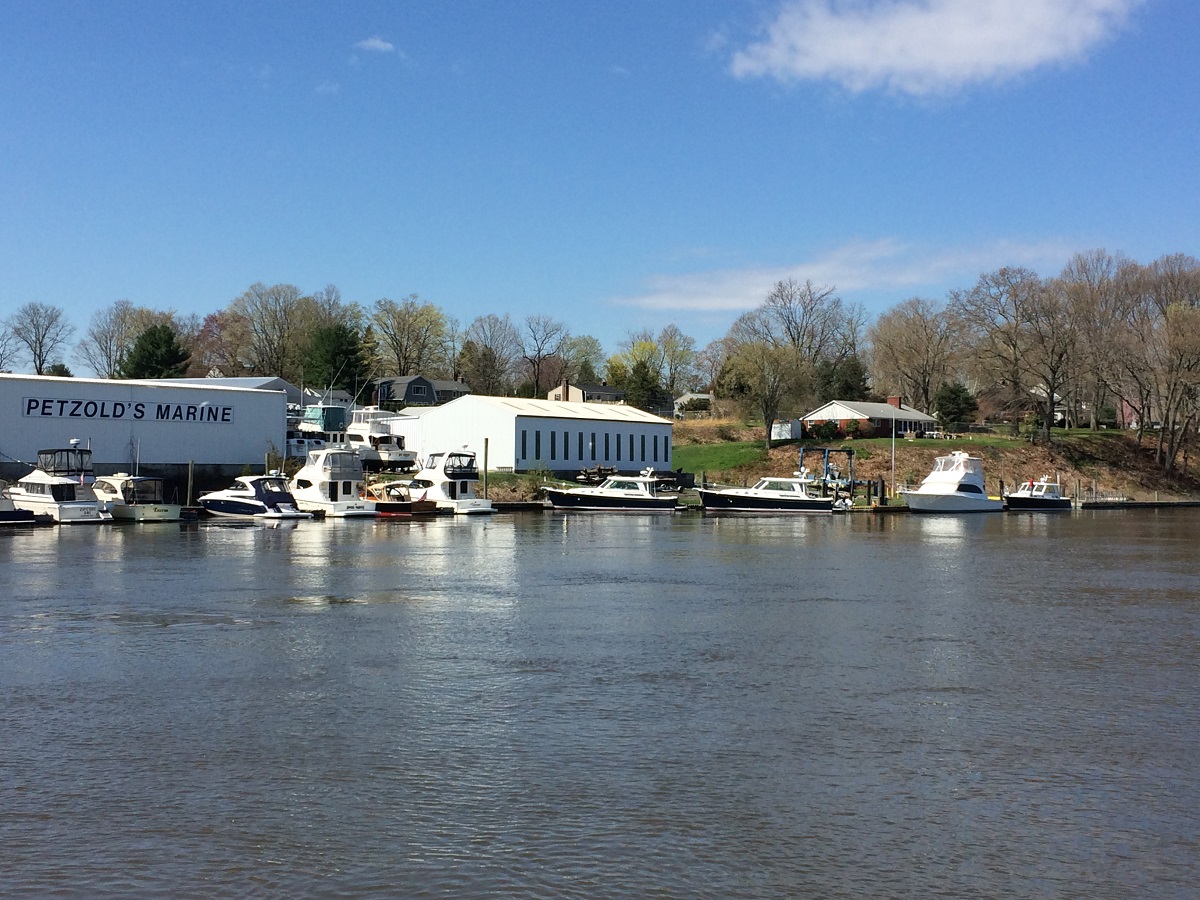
2;509;1198;897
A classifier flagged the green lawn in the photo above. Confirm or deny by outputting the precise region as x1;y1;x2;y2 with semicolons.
672;441;766;474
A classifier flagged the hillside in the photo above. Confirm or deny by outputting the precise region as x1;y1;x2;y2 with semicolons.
672;420;1200;501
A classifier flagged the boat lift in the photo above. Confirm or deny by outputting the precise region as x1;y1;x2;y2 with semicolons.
797;447;856;499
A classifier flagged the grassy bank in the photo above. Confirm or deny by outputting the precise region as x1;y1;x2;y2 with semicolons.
671;419;1200;501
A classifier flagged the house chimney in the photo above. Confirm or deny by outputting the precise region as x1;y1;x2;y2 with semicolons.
887;395;903;409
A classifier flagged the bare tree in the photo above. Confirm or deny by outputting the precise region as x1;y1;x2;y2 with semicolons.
559;334;605;384
656;324;697;396
371;295;449;377
460;314;521;395
521;314;569;396
0;319;22;372
721;340;806;449
229;283;305;380
10;302;74;375
868;297;959;412
693;339;729;392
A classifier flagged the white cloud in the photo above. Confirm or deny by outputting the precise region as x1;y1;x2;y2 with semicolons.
315;81;340;96
355;36;395;53
730;0;1143;95
613;238;1077;313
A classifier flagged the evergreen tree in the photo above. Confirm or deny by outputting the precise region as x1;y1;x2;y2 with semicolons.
303;323;370;397
118;324;191;379
45;362;73;377
933;382;979;428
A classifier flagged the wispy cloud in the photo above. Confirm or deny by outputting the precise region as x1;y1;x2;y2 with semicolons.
315;81;340;96
730;0;1143;96
354;36;395;53
613;238;1077;313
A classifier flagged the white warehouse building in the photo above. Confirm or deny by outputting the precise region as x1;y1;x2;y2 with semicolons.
0;373;287;486
387;396;674;475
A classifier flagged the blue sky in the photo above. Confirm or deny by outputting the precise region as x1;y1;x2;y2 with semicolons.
2;0;1197;363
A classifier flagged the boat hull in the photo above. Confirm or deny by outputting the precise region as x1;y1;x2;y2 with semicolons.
11;497;110;523
372;500;441;517
1005;496;1072;511
697;488;833;514
199;498;311;519
109;504;184;521
902;492;1003;513
544;488;678;512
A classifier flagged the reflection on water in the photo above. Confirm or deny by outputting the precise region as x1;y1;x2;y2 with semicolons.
2;510;1199;897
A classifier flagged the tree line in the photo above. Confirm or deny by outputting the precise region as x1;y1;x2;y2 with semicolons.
3;249;1199;472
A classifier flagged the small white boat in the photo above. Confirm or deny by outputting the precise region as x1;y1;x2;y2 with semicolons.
9;445;112;524
409;451;493;514
93;474;185;521
1005;476;1072;511
198;474;313;520
900;450;1003;513
0;480;37;527
363;480;441;517
289;447;377;518
697;471;837;514
544;469;680;512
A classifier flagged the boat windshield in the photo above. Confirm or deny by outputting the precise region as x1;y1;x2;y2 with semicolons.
37;448;94;475
258;478;291;493
600;478;650;493
754;479;801;492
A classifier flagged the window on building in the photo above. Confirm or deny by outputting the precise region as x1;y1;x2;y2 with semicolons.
535;431;541;460
604;433;610;461
616;432;622;461
563;431;569;461
629;433;634;460
578;432;584;460
550;430;556;461
411;384;427;397
653;435;659;462
641;434;646;461
665;436;670;462
521;430;527;460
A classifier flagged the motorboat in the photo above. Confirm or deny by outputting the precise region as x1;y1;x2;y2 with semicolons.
198;474;313;519
409;451;494;514
900;450;1003;513
1005;476;1072;511
93;474;185;521
543;469;680;512
697;470;839;514
362;480;441;517
289;447;376;517
8;445;112;523
346;408;418;472
0;480;37;527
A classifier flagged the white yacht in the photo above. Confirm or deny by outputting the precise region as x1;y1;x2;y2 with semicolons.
289;447;376;518
544;469;680;512
9;445;112;523
346;408;418;472
409;451;493;515
93;474;185;521
900;450;1003;513
198;474;312;520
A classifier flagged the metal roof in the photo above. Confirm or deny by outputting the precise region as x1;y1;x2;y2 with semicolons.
803;400;936;422
437;395;672;424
